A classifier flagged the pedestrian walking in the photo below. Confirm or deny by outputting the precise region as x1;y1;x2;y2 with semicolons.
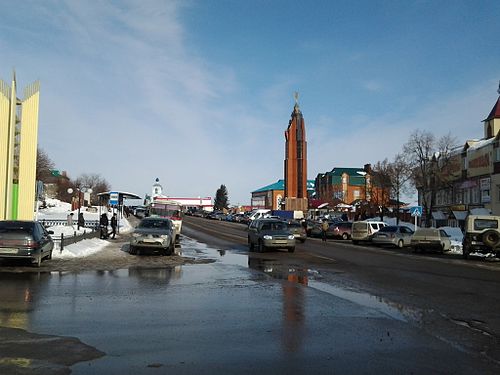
78;212;85;229
100;213;109;239
321;219;329;242
110;213;117;239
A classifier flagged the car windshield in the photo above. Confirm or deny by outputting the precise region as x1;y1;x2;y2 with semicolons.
261;222;287;231
379;226;398;233
139;220;171;229
473;219;498;230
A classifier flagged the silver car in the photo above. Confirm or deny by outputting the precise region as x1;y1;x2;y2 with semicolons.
0;220;54;267
129;217;175;256
248;219;296;253
372;225;414;248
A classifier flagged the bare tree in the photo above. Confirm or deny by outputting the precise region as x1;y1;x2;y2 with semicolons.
371;159;393;221
36;148;55;181
74;173;111;205
391;153;412;224
403;130;458;226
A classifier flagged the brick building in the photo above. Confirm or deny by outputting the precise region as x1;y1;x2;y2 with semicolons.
315;164;389;210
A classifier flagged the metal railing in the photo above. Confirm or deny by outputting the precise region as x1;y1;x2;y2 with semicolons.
56;228;100;251
39;219;99;230
38;219;100;251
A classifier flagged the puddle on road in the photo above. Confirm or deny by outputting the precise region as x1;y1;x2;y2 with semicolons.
180;235;423;323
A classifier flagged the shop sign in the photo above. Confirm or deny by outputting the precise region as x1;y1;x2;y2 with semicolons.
459;180;478;189
467;147;492;177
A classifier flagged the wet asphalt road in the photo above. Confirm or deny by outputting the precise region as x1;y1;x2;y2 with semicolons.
0;220;499;374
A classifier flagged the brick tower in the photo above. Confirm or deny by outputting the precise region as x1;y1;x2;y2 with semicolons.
284;93;308;211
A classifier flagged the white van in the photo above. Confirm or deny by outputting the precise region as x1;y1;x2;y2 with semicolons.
248;209;271;222
351;221;387;244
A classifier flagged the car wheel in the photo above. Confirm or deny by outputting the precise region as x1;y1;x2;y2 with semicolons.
462;245;470;259
288;247;295;253
482;230;500;248
129;245;136;255
163;247;172;256
397;240;404;248
299;239;306;243
342;233;348;240
169;242;175;255
258;240;265;253
46;250;52;260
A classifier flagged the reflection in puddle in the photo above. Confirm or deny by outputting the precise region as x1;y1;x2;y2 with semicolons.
307;281;423;322
246;256;422;324
180;235;423;324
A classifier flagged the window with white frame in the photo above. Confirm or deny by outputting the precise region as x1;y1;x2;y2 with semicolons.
471;187;480;204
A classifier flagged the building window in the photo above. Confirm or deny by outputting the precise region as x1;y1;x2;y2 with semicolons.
471;187;480;204
353;190;360;200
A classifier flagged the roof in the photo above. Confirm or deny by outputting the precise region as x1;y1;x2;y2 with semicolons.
326;167;366;177
483;97;500;122
97;191;142;200
252;179;316;193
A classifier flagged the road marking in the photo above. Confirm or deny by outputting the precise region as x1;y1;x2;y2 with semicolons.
311;254;337;262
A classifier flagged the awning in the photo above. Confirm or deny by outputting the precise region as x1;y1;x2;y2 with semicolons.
470;207;491;215
97;191;142;200
452;211;468;220
431;211;447;220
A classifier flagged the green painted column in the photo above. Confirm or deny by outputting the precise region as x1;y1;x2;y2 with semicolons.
11;183;18;219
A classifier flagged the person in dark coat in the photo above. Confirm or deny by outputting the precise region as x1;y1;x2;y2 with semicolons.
100;213;109;239
110;213;118;239
78;212;85;229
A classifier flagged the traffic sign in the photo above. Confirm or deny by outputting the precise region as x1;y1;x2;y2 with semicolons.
109;191;119;206
410;206;423;217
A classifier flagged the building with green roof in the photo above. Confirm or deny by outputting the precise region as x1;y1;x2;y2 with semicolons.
251;179;315;209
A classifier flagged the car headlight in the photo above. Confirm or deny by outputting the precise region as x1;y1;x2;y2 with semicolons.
160;235;169;239
288;235;295;240
263;235;273;240
132;233;141;238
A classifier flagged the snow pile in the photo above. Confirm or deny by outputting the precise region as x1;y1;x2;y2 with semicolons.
53;238;109;259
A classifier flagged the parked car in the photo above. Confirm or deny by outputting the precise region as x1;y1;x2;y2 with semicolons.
309;220;341;238
331;222;353;240
0;220;54;267
247;218;295;253
462;215;500;259
372;225;414;248
288;221;307;243
351;221;387;244
129;217;175;256
410;228;451;253
303;219;316;236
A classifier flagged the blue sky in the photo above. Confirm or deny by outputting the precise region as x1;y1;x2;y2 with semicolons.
1;0;499;205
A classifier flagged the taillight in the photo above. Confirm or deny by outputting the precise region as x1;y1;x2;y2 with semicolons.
25;239;37;248
171;216;181;221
